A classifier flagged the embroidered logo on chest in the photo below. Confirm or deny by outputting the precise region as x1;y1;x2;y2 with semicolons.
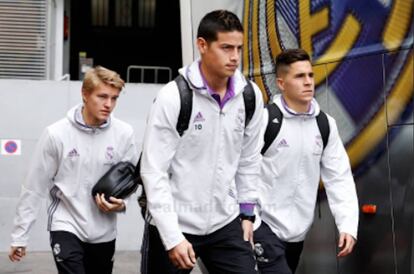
313;136;323;155
193;111;205;123
67;148;79;158
276;138;289;148
105;146;115;160
193;111;205;131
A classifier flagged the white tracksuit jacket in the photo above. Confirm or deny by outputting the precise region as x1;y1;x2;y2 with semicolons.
140;61;264;250
258;94;359;242
11;105;138;246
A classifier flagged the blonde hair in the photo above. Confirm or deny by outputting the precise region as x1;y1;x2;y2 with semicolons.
82;66;125;93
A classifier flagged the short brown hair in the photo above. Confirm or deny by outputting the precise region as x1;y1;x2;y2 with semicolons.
197;10;243;43
275;49;311;76
82;66;125;93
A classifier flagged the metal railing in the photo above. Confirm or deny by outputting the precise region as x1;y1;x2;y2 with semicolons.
126;65;172;83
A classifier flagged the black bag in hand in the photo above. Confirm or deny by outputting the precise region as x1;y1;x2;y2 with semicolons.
92;161;139;200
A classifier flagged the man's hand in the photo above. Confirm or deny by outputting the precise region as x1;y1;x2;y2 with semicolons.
241;219;254;247
9;246;26;262
337;232;356;257
168;239;196;269
95;193;125;213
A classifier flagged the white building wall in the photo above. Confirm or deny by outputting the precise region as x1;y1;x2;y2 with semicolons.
0;80;161;251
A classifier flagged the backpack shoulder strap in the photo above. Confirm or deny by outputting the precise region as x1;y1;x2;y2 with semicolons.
174;74;193;136
242;79;256;127
315;110;330;219
316;110;330;149
261;103;283;155
138;74;192;179
136;75;193;219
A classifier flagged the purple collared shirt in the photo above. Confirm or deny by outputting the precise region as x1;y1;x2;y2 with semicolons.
199;63;235;109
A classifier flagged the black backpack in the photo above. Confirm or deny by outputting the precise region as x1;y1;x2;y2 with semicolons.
261;102;330;155
136;74;256;218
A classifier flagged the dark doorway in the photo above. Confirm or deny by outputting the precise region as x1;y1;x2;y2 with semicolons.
69;0;182;82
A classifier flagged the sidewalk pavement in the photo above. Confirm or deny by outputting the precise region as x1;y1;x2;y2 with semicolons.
0;251;203;274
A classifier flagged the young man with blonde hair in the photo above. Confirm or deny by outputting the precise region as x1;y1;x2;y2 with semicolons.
9;66;138;274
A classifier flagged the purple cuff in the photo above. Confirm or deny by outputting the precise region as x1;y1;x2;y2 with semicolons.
239;203;255;216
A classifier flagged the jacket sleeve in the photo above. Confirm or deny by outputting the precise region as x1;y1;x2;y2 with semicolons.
140;81;185;250
235;82;264;205
11;128;59;247
120;126;139;165
120;125;140;209
320;117;359;239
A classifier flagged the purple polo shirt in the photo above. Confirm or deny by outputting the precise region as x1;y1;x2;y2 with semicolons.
199;63;235;109
199;64;255;216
